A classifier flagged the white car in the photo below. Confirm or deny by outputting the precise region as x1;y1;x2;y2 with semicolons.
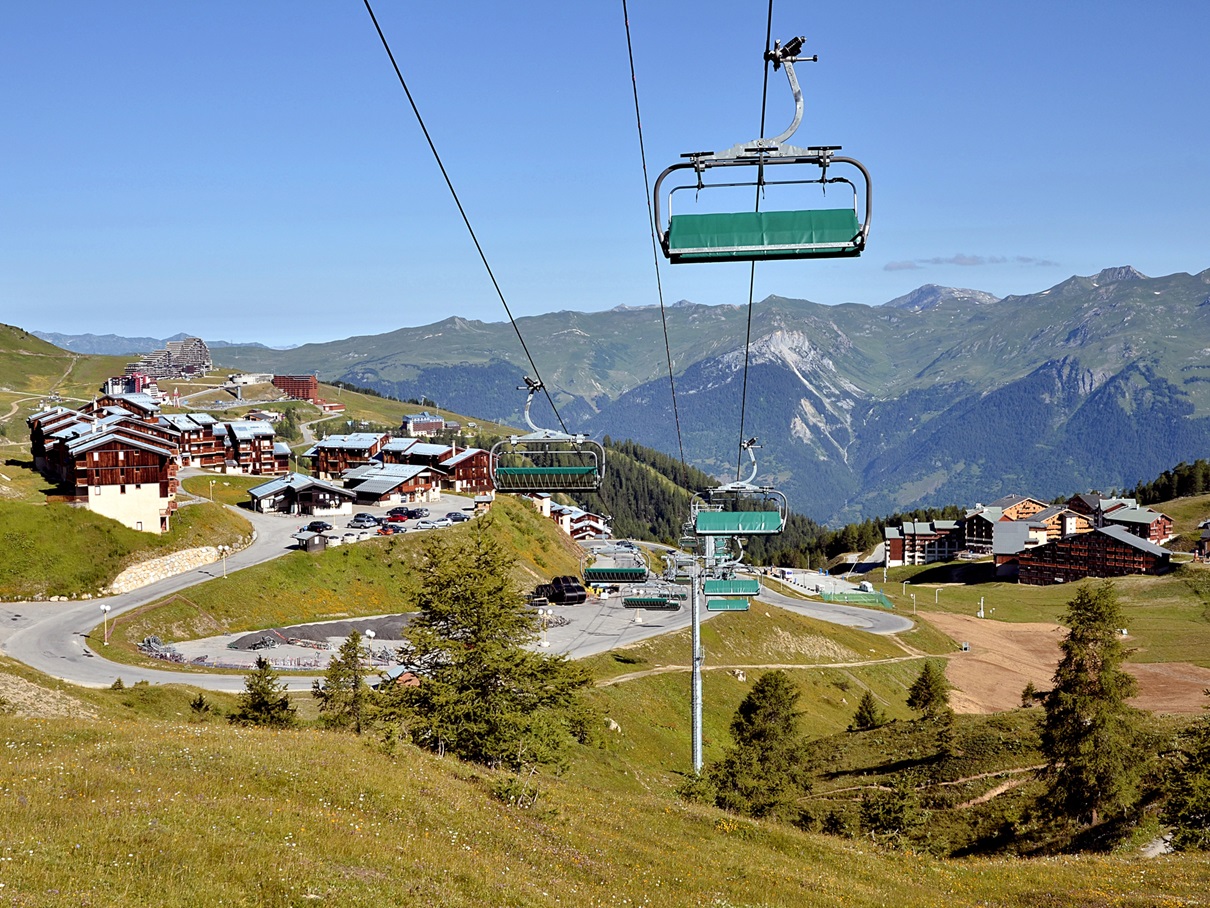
429;517;454;528
414;519;438;530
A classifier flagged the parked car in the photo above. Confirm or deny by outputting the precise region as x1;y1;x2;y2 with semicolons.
306;520;333;533
429;517;454;528
386;506;411;519
348;513;380;529
414;519;438;530
448;511;471;522
376;525;400;536
411;507;430;518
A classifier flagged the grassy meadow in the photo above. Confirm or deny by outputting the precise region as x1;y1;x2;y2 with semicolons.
2;662;1209;907
0;500;252;600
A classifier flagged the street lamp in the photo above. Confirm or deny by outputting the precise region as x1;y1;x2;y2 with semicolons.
901;580;908;595
208;478;216;501
935;588;940;604
99;604;111;646
217;544;230;578
911;593;916;615
365;628;376;661
539;609;551;648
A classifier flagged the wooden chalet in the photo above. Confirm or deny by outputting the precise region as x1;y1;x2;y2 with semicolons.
159;413;224;468
438;447;494;494
247;473;356;516
1101;507;1174;544
1017;526;1171;586
59;427;179;532
884;520;963;567
304;433;389;480
218;421;290;475
340;462;438;505
1030;505;1094;541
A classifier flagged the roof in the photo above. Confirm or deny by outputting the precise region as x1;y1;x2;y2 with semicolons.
966;507;1004;523
273;442;291;455
441;448;486;467
221;421;276;441
1104;507;1169;526
342;462;428;481
1097;525;1170;557
108;392;161;412
63;427;177;459
1033;505;1073;521
346;465;429;496
992;521;1039;556
884;527;901;539
309;433;387;451
988;494;1040;509
249;472;354;500
397;443;451;458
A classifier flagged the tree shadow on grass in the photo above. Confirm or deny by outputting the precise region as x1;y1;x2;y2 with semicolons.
910;562;998;585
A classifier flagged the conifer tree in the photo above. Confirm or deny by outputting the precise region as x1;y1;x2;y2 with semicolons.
850;689;886;731
1164;696;1210;850
230;656;296;728
313;631;374;735
1041;581;1141;826
906;660;951;720
709;670;807;818
383;533;591;770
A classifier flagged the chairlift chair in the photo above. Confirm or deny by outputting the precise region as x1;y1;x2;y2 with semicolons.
491;377;605;494
654;36;872;264
692;439;788;537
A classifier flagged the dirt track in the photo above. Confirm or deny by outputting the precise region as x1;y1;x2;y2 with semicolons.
923;613;1210;715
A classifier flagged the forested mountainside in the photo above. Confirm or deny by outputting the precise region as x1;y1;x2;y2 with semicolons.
204;266;1210;523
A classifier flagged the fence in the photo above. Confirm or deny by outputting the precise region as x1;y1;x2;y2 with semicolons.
820;589;896;610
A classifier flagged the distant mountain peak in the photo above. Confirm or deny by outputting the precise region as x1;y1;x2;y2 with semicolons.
882;284;1000;312
1093;266;1147;284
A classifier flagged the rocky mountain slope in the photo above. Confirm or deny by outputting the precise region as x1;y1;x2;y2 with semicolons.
80;265;1210;524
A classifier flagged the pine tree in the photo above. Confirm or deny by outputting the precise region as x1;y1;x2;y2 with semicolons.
313;631;374;735
850;689;886;731
1040;581;1142;826
906;660;951;720
230;656;296;728
383;533;591;770
1163;694;1210;850
709;670;807;818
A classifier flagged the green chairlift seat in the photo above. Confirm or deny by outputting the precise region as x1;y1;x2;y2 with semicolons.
584;566;648;584
494;465;600;493
490;377;605;495
695;510;784;536
706;598;750;612
622;596;681;611
666;208;861;263
703;578;761;597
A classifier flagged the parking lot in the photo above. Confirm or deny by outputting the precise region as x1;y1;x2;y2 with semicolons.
295;493;478;547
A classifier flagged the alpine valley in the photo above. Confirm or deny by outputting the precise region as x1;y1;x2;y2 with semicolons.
153;266;1210;524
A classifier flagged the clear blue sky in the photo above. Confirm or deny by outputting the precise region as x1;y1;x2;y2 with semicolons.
3;1;1208;346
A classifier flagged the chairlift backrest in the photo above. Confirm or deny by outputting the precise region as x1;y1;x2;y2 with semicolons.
491;378;604;494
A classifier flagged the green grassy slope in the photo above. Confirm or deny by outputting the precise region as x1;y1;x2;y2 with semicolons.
0;675;1207;906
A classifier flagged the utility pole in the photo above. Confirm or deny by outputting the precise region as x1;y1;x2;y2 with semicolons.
690;558;703;774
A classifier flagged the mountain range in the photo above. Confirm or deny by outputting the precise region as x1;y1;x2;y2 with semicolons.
31;331;286;356
44;266;1210;524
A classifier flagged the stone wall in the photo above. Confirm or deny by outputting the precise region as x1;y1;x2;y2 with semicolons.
104;543;247;595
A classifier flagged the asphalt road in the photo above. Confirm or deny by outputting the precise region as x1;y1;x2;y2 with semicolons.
1;513;910;691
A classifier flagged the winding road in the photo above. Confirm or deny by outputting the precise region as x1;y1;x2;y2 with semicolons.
0;504;911;692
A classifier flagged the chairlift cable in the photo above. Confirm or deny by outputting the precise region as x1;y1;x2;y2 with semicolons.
620;0;689;484
735;0;777;481
361;0;568;434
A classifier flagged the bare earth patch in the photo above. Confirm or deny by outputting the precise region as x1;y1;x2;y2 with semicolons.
921;613;1210;715
0;673;97;720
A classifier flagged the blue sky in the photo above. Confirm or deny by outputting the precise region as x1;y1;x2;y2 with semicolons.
3;1;1208;346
